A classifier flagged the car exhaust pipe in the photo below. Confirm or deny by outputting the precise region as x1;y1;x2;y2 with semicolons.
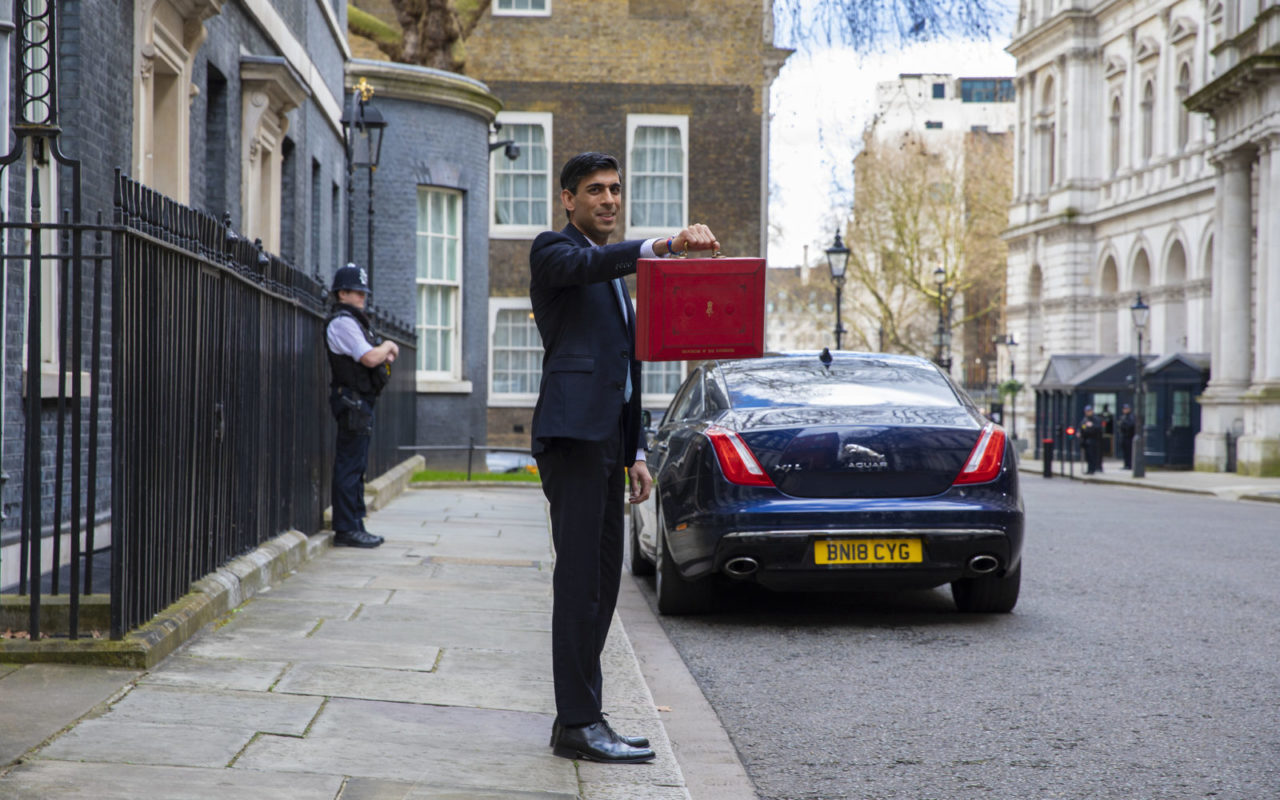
968;554;1000;575
723;556;759;577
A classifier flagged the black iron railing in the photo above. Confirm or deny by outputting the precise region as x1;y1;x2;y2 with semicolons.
2;0;417;644
110;174;415;636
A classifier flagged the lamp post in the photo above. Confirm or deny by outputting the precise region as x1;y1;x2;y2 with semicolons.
995;333;1019;441
932;267;952;370
1130;293;1149;478
340;77;387;290
826;232;850;350
943;284;955;371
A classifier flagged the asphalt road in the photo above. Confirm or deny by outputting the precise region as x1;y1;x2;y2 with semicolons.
632;478;1280;800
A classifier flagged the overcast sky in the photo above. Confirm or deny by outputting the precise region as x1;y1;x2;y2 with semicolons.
766;35;1017;268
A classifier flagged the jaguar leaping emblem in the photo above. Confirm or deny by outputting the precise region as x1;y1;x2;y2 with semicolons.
841;443;888;470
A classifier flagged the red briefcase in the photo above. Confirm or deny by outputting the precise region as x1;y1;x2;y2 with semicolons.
635;255;766;362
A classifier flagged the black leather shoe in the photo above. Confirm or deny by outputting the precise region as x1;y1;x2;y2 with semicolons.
550;720;649;749
603;719;650;749
552;722;654;763
333;530;383;548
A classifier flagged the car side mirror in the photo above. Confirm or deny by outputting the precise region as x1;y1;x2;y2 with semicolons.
640;409;652;429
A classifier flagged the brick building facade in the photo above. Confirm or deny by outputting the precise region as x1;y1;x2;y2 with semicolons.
461;0;790;447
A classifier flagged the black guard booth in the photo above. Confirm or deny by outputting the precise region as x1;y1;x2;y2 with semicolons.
1033;352;1210;469
1033;354;1149;464
1140;353;1210;469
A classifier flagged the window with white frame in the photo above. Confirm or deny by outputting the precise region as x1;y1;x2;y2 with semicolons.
416;187;463;381
642;360;685;405
494;0;549;16
491;111;552;238
489;298;543;405
626;114;688;238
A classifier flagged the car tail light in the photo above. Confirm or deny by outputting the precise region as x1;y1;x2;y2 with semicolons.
706;426;774;487
953;423;1006;485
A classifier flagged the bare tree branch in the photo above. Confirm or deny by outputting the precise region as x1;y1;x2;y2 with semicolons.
773;0;1011;52
842;131;1009;360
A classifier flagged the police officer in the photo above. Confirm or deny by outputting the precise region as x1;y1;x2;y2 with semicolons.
1117;403;1136;469
1078;404;1104;474
326;263;399;548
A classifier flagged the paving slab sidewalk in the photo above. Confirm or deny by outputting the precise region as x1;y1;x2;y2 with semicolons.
0;486;691;800
1018;454;1280;502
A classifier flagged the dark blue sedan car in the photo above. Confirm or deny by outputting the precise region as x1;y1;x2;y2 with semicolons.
629;351;1023;614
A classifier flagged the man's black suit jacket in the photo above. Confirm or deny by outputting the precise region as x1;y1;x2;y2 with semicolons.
529;224;644;466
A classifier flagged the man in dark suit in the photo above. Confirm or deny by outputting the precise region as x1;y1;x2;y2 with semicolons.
530;152;718;763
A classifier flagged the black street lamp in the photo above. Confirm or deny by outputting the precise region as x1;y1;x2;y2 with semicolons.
995;332;1019;441
932;267;952;370
340;77;387;291
826;232;850;350
1130;293;1149;478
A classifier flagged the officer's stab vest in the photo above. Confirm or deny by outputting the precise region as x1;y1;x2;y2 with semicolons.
326;304;390;398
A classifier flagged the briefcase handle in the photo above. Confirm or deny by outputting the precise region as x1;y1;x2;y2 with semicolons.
674;244;724;259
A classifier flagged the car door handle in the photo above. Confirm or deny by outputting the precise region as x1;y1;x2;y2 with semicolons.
654;442;669;452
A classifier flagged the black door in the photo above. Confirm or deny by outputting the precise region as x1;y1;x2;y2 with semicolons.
1164;387;1196;468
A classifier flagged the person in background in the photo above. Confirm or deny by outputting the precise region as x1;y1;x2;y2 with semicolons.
1078;404;1104;474
1117;403;1136;470
325;263;399;548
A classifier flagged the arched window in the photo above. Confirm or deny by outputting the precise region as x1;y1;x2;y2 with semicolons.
1176;63;1192;151
1099;256;1119;354
1165;241;1188;352
1132;248;1151;289
1140;80;1155;162
1028;264;1045;376
1166;240;1187;284
1101;256;1119;294
1109;96;1122;176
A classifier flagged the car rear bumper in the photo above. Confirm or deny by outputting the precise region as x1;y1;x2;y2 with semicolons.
708;526;1020;592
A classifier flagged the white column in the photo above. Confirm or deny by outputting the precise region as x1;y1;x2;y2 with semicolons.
1237;137;1280;476
1196;149;1255;471
1262;137;1280;382
1210;167;1222;362
1215;150;1254;389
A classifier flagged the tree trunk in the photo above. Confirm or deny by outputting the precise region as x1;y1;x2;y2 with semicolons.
388;0;466;71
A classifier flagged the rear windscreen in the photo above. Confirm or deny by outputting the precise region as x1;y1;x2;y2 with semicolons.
723;360;961;409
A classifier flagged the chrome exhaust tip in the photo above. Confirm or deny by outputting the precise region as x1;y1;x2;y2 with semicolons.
968;554;1000;575
723;556;759;577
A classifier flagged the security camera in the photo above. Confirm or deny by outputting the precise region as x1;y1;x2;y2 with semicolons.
489;139;520;161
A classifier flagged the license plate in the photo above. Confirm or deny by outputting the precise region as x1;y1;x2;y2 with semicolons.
814;538;923;565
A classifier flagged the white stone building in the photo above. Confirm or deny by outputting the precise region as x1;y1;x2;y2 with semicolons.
1003;0;1279;475
870;73;1018;140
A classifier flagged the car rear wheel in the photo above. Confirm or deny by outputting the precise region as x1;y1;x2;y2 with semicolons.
951;561;1021;613
655;510;713;615
628;507;654;576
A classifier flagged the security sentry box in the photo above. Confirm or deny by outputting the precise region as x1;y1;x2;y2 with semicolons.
635;256;766;362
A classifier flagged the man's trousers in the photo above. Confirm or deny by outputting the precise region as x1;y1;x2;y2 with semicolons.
534;428;626;727
331;391;374;534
